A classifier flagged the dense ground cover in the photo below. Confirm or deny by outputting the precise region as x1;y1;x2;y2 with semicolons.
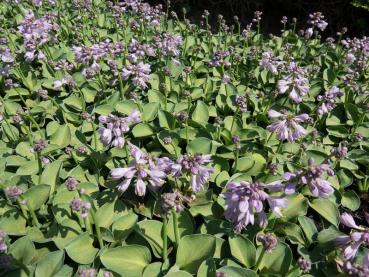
0;0;369;276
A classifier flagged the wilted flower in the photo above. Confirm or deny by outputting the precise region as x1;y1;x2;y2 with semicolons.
122;62;151;89
336;212;369;260
32;139;48;152
160;190;188;215
257;232;278;252
267;109;310;142
317;86;343;115
4;186;23;201
110;143;166;196
284;158;334;198
98;110;141;148
222;180;288;232
70;197;91;218
233;95;247;113
278;62;309;103
170;154;214;192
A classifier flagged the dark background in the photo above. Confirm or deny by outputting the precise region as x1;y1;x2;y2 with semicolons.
147;0;369;37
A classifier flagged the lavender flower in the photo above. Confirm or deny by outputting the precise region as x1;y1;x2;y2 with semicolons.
110;143;166;196
267;110;310;142
155;33;183;56
18;10;57;62
222;180;288;232
340;254;369;276
278;62;309;103
298;257;312;273
259;51;283;75
122;62;151;89
284;158;334;198
209;50;231;67
317;86;343;115
4;186;23;201
308;12;328;32
336;213;369;260
170;154;214;192
0;230;7;253
70;197;91;218
78;268;96;277
0;48;14;64
98;110;141;148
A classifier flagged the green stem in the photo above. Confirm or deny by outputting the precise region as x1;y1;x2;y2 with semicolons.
91;122;98;150
84;217;92;234
26;201;40;228
91;210;104;249
172;209;180;247
162;216;168;262
16;198;28;222
255;247;266;271
37;152;43;185
233;149;239;174
230;108;239;132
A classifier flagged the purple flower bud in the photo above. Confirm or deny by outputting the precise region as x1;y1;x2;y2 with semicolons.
257;232;278;252
163;136;172;145
78;268;96;277
298;257;312;273
5;186;23;201
33;139;48;152
65;177;78;191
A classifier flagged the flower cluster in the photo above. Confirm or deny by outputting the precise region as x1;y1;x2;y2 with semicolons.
17;10;57;62
222;180;288;232
111;143;166;196
121;62;151;89
278;62;309;103
171;154;214;192
267;109;311;142
98;110;141;148
70;197;91;218
317;86;343;115
284;158;334;198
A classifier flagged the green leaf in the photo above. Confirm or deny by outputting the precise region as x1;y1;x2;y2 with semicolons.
40;161;62;194
283;194;308;220
142;262;163;277
217;266;258;277
100;245;152;277
298;216;318;245
23;185;51;210
167;210;194;242
50;125;71;148
65;233;98;264
309;198;339;226
187;137;212;154
16;161;39;176
165;271;193;277
192;101;209;124
142;102;160;122
112;213;138;241
115;100;138;115
341;190;361;211
132;123;155;137
137;220;164;257
176;234;216;274
197;258;216;277
158;110;177;130
229;234;256;267
95;200;127;228
257;242;292;275
9;236;36;265
0;211;27;235
35;250;65;277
